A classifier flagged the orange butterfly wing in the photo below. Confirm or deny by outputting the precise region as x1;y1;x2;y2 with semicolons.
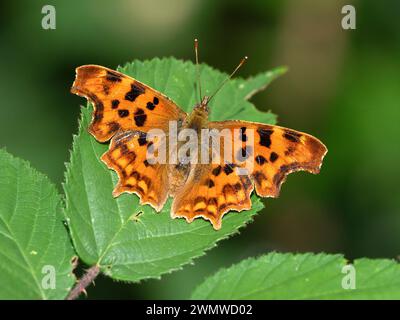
71;65;186;142
101;131;169;210
171;162;254;230
71;65;186;210
172;120;327;229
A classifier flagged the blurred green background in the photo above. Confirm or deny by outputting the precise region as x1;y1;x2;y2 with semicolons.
1;0;399;299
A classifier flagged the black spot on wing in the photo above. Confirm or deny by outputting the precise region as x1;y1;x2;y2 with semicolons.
233;182;242;192
106;70;122;82
212;166;222;176
283;130;302;143
205;179;215;188
223;163;234;175
255;155;267;165
258;128;273;148
125;83;145;102
146;102;155;110
111;99;120;109
118;109;129;118
269;152;279;162
138;132;147;146
134;108;147;126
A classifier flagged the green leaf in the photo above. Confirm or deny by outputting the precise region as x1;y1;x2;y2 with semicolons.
64;57;284;282
0;149;75;299
191;252;400;299
120;58;281;123
232;66;287;101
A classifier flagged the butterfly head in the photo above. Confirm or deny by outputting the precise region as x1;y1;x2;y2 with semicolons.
192;95;210;118
198;95;210;110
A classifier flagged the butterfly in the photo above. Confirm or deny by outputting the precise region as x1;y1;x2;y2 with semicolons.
71;41;327;230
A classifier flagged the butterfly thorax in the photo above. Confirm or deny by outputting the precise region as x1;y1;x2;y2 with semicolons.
167;96;211;195
183;96;210;132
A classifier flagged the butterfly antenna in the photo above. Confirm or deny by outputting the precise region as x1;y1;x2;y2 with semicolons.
208;56;248;104
194;38;202;103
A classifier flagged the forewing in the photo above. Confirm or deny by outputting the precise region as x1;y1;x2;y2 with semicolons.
71;65;186;142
